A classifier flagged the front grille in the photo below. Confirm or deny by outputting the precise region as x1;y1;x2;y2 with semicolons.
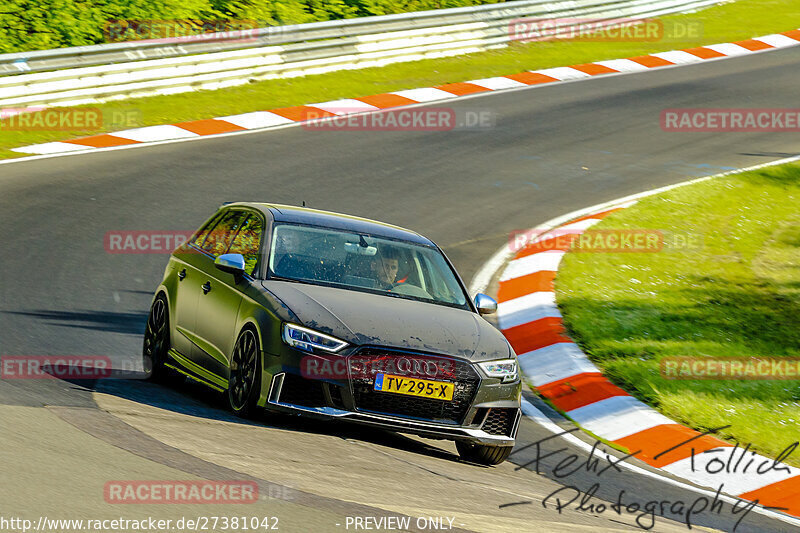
279;373;327;408
349;348;480;424
482;408;516;436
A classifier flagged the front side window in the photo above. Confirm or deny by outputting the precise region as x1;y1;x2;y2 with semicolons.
192;211;224;248
227;214;264;276
268;224;469;309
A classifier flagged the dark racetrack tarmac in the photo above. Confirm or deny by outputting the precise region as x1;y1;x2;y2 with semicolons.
1;45;799;532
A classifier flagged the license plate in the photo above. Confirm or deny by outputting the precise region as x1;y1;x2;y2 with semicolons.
373;373;454;401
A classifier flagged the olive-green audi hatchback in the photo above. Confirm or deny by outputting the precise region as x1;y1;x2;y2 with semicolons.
144;203;521;465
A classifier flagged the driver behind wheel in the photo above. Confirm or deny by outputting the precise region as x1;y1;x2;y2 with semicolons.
371;247;402;290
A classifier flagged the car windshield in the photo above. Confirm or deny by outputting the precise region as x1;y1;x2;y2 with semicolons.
268;223;470;309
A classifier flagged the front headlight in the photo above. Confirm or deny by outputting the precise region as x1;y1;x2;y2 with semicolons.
477;359;518;383
282;323;348;353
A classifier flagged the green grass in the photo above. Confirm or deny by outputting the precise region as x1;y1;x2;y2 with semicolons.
556;163;800;466
3;0;800;159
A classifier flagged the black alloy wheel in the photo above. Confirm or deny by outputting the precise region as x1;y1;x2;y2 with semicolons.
228;328;261;417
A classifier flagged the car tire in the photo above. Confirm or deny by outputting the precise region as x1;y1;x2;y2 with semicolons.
143;294;172;382
455;441;513;466
228;328;262;418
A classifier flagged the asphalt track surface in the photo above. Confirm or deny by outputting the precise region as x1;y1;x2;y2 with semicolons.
1;46;800;532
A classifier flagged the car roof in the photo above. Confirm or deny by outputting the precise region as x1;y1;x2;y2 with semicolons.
222;202;435;246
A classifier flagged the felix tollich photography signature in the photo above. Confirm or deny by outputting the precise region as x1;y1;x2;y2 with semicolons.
500;426;795;530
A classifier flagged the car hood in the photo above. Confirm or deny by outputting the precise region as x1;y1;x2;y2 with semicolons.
261;280;511;362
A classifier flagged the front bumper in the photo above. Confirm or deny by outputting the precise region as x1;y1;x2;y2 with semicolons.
265;371;521;446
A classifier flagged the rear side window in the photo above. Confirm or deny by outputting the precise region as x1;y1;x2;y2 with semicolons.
227;214;264;276
200;210;248;256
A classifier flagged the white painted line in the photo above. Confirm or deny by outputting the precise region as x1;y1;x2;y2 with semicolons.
390;87;456;102
530;218;601;243
499;251;564;282
519;398;800;528
217;111;297;129
518;342;599;387
10;142;91;155
651;50;703;65
558;217;604;230
535;67;591;81
753;34;800;48
497;291;560;330
704;43;752;57
469;77;528;90
566;396;674;442
112;125;199;142
593;59;649;72
613;199;639;210
661;449;800;496
307;99;380;115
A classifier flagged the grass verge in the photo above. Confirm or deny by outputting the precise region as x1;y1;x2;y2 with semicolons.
556;162;800;466
3;0;800;159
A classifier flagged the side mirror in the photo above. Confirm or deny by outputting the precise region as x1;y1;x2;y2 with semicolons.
215;253;246;276
473;293;498;316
